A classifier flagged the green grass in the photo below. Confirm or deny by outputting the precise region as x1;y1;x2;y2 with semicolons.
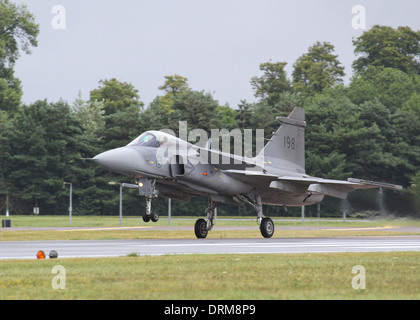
0;214;399;228
0;252;419;300
1;215;420;241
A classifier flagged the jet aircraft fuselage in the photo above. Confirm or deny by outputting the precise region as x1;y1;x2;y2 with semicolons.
93;107;402;238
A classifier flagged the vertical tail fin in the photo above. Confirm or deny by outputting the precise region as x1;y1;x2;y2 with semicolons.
258;107;306;174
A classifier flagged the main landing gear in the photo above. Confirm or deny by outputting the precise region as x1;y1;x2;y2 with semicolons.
194;192;275;239
259;217;275;238
194;200;217;239
237;191;275;239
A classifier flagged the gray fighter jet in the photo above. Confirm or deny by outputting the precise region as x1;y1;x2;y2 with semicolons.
93;107;402;239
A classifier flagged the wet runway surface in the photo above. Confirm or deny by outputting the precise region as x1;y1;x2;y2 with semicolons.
1;237;419;260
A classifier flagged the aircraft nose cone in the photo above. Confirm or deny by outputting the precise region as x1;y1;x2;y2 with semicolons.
93;147;141;174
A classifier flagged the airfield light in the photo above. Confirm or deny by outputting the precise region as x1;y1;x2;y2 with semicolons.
49;250;58;259
138;182;144;187
37;250;45;259
203;172;207;176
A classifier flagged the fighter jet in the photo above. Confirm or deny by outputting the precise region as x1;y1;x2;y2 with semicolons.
92;107;402;239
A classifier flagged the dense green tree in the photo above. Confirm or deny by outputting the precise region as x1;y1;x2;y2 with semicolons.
353;25;420;75
216;105;238;131
249;92;300;141
292;41;345;96
169;90;222;135
250;61;291;107
388;109;420;187
304;89;388;215
347;66;419;112
70;93;110;215
0;72;22;114
89;79;149;215
0;0;38;68
141;75;192;132
0;111;11;197
236;100;253;130
0;0;39;114
90;78;143;115
140;95;173;132
7;101;83;213
350;100;400;181
402;93;420;116
304;88;359;179
158;74;190;97
73;92;105;143
409;171;420;213
90;78;143;150
304;85;420;215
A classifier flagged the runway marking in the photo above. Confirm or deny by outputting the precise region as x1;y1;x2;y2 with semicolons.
128;240;420;253
55;226;395;232
324;226;394;231
59;226;152;232
130;240;420;249
1;238;419;260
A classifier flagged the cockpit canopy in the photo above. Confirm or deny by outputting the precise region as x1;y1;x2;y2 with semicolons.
127;131;177;148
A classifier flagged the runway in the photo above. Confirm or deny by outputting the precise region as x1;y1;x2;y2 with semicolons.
1;237;419;260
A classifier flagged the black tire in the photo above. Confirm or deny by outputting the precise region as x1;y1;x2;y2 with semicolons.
151;211;159;223
194;219;208;239
142;213;151;223
260;217;275;238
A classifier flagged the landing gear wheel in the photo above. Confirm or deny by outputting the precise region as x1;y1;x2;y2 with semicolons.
260;217;275;238
142;213;151;223
195;219;208;239
151;211;159;223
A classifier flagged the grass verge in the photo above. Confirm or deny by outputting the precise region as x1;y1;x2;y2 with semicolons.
0;252;419;300
1;215;420;241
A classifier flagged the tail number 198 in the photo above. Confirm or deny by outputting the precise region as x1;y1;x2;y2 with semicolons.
284;136;296;150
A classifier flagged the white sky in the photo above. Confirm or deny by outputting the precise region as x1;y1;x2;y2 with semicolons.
12;0;420;108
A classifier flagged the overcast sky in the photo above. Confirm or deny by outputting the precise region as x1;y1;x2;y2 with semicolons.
13;0;420;109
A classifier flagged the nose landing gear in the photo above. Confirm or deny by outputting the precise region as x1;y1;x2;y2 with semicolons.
142;196;159;223
138;178;159;223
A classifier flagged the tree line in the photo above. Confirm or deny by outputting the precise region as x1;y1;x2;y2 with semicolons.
0;1;419;217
